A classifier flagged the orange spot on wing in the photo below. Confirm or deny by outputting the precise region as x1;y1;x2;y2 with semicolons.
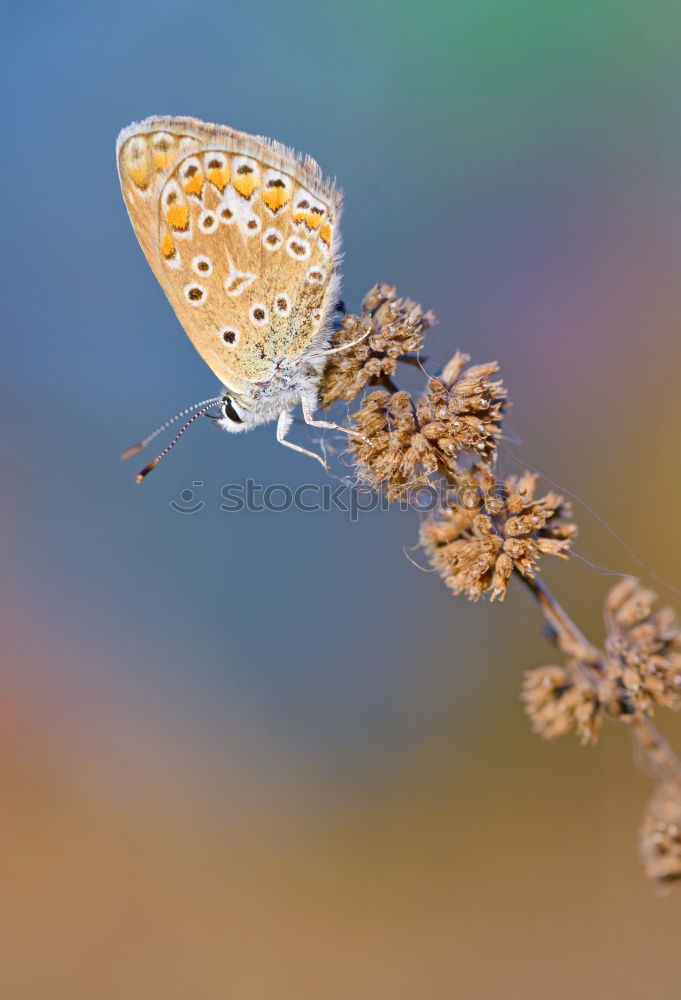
153;152;170;170
128;165;150;189
160;234;175;258
320;223;332;246
262;187;290;212
207;167;229;191
183;171;204;196
166;203;189;230
292;210;323;230
233;175;258;199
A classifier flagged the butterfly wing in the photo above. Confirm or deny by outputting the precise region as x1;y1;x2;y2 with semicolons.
117;116;342;389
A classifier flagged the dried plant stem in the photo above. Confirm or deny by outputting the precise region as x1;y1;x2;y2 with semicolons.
320;284;681;882
519;575;599;661
519;571;681;791
630;716;681;788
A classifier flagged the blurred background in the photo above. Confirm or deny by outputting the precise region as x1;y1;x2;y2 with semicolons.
3;0;681;995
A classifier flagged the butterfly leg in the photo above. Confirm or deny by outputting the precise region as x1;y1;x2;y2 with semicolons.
301;394;368;444
276;410;328;470
312;327;372;358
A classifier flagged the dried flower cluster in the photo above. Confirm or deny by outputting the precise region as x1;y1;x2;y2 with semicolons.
523;579;681;748
521;664;601;745
419;472;576;600
603;577;681;716
639;784;681;884
348;361;506;500
324;284;681;886
320;284;435;407
347;390;435;499
423;353;507;462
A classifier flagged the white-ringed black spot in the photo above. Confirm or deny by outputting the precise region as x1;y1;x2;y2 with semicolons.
274;294;290;315
192;255;212;276
263;227;282;250
242;212;262;237
286;236;310;260
220;327;239;345
251;304;268;326
198;211;218;233
306;266;325;284
184;283;207;306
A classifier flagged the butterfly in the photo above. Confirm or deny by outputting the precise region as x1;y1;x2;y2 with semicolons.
116;115;365;480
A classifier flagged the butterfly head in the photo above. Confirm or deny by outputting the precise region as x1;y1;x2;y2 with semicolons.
217;393;247;432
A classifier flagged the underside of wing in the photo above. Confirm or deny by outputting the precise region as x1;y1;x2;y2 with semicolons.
117;116;342;388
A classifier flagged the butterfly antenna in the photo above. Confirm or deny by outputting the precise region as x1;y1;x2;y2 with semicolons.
121;397;222;461
133;402;221;483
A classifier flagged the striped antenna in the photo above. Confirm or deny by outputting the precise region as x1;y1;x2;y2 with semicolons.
121;396;222;461
134;401;222;483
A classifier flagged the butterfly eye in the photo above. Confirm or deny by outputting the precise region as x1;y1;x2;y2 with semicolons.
222;397;243;424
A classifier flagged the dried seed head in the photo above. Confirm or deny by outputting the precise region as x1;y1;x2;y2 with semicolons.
521;665;602;744
603;577;681;716
639;784;681;885
349;391;439;500
320;284;435;407
416;354;507;464
348;358;508;499
419;470;577;600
